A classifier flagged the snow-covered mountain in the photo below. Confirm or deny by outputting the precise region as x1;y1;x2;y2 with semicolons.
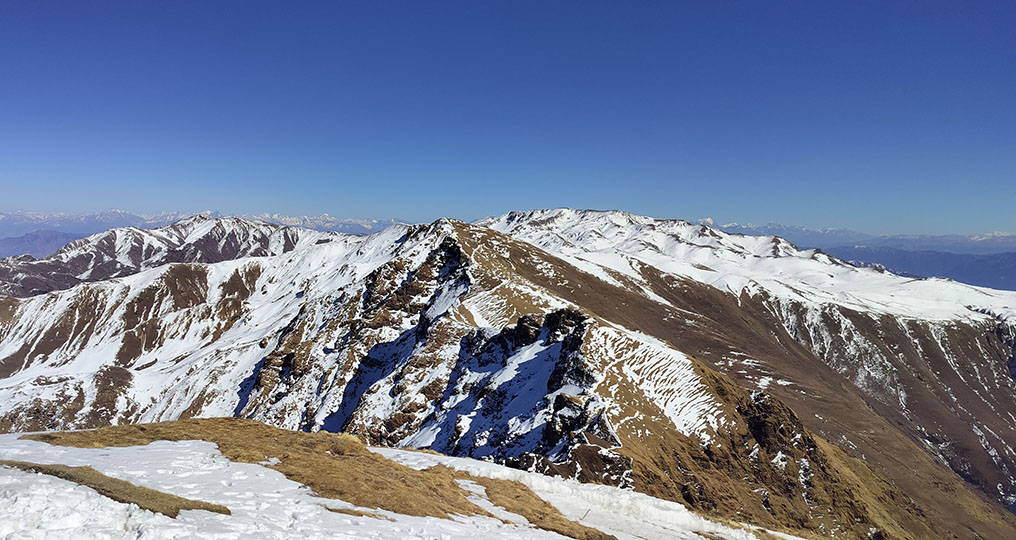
0;216;337;297
2;209;1016;538
717;220;1016;291
0;210;402;238
237;212;403;233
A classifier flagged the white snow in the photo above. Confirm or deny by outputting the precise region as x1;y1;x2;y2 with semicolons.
0;433;791;540
373;447;801;540
0;434;561;540
479;209;1016;324
0;221;443;432
587;325;724;442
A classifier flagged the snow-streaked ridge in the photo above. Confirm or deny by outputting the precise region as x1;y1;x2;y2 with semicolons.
479;208;1016;323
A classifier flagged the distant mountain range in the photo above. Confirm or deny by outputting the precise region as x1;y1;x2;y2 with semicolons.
714;221;1016;291
823;246;1016;292
717;221;1016;254
0;210;404;258
0;230;83;259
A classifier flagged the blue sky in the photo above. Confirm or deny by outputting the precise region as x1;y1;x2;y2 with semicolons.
1;1;1013;234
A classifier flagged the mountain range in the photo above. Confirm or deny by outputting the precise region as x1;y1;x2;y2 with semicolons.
716;221;1016;291
2;209;1016;538
4;211;1014;293
0;230;83;259
716;221;1016;254
0;210;403;258
822;246;1016;292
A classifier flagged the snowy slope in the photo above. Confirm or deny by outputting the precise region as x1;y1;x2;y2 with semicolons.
374;447;782;540
0;432;777;540
0;221;429;427
0;216;886;537
480;209;1016;521
715;221;1016;254
479;209;1016;323
0;217;726;449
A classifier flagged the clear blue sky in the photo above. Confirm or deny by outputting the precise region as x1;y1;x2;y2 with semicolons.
1;1;1013;234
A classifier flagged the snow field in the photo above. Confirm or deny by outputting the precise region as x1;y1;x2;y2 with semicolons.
0;435;564;540
0;432;795;539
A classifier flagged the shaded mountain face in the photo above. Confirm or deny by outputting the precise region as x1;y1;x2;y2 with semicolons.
0;230;84;258
1;210;1016;538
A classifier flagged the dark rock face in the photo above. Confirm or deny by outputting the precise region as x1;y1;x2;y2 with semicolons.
996;322;1016;384
738;391;811;454
504;314;543;348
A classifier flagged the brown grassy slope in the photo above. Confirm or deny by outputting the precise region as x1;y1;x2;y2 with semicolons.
449;220;1016;539
0;459;230;518
22;417;613;540
600;361;933;540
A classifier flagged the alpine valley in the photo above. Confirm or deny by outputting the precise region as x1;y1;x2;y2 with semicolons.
2;209;1016;539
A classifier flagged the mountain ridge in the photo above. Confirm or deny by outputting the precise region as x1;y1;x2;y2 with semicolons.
1;209;1015;538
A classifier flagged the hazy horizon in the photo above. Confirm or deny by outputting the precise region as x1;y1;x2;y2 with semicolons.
2;2;1013;235
0;206;1012;238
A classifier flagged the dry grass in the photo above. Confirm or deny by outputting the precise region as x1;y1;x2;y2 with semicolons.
22;417;613;539
0;296;18;326
457;472;615;540
0;459;229;518
23;418;484;519
321;505;390;520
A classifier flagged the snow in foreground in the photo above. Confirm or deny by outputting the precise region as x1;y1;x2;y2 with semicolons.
0;433;798;539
